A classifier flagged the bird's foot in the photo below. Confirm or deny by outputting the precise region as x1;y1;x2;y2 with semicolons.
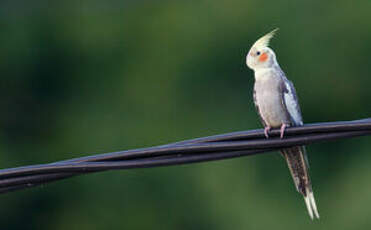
264;126;271;138
280;124;288;139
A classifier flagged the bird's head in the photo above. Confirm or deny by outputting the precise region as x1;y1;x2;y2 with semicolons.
246;28;278;71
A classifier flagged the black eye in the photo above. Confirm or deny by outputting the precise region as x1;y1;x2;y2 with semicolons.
256;51;261;55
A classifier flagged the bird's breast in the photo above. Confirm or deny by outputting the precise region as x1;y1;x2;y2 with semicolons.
254;73;289;127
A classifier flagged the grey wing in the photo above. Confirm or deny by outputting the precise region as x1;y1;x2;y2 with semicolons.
279;76;310;166
253;88;267;127
280;78;303;126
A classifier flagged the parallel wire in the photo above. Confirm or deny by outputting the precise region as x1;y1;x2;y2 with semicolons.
1;118;370;194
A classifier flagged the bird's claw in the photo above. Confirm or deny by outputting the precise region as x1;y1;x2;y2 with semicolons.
264;126;271;138
280;124;287;139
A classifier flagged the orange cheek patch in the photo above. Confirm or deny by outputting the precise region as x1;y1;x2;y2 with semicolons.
259;52;268;62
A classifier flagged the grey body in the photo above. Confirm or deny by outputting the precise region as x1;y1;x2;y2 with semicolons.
253;65;313;201
253;67;291;128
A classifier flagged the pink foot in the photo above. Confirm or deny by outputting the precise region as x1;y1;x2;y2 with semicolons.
264;126;271;138
280;124;288;139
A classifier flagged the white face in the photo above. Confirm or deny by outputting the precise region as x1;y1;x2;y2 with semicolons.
246;47;276;71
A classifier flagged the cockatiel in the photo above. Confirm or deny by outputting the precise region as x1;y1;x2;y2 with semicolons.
246;29;319;219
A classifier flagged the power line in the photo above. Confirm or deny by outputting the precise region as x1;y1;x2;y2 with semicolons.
0;118;370;194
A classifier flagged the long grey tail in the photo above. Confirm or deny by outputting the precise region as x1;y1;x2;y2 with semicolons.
281;146;320;219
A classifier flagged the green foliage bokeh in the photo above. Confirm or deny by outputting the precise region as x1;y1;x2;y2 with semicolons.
1;0;371;229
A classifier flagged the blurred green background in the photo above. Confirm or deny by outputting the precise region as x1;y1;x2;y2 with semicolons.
1;0;371;229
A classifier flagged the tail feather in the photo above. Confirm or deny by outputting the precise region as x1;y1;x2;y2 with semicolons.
304;194;313;219
281;146;320;219
304;187;320;219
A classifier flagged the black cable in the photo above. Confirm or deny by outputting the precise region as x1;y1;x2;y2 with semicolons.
0;118;370;194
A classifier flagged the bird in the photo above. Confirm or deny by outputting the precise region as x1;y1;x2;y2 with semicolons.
246;29;319;219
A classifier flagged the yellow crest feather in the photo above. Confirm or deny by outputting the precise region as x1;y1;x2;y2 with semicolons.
252;28;279;49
